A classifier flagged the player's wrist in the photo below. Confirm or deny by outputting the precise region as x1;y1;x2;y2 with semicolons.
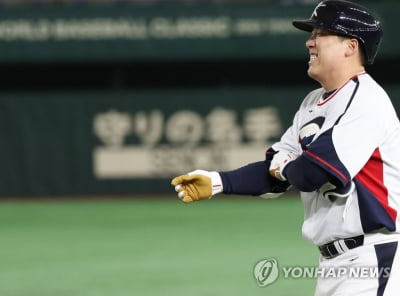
188;170;223;197
269;151;296;181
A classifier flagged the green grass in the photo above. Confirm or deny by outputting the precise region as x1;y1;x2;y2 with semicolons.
0;196;318;296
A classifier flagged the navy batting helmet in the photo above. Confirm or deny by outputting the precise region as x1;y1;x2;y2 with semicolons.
292;0;383;64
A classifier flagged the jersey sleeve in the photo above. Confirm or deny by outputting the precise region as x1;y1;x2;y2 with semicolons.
303;85;392;187
271;109;303;156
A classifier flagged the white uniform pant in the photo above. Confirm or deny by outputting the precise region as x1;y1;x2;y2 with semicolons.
315;234;400;296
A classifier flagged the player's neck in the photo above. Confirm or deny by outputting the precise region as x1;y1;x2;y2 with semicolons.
320;66;365;92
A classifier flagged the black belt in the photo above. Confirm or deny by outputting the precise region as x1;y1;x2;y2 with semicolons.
318;235;364;259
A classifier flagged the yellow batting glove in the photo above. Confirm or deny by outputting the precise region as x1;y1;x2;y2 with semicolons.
171;170;223;203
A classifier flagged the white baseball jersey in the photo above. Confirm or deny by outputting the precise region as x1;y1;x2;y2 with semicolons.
272;72;400;246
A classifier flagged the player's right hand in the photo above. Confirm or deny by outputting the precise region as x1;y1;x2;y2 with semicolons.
171;170;223;203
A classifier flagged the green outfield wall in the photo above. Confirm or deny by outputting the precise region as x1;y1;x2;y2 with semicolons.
1;86;400;196
1;1;400;196
0;2;397;62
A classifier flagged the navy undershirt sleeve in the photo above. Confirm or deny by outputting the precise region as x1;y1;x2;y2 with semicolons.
219;161;269;195
219;152;338;195
219;161;289;195
282;155;333;192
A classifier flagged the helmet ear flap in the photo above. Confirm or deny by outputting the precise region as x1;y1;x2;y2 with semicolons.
292;0;383;64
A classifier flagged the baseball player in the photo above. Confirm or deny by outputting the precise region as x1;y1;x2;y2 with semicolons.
171;1;400;295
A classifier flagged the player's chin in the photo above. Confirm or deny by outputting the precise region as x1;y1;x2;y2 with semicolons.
307;66;318;80
307;68;315;79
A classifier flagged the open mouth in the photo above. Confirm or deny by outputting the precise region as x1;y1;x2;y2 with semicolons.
309;54;317;63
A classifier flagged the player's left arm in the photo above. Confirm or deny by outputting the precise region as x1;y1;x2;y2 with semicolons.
303;87;392;184
280;155;337;191
269;150;353;201
272;86;392;195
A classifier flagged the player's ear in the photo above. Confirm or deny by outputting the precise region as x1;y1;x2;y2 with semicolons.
344;38;360;59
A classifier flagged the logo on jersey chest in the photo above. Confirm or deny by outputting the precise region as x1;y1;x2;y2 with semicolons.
299;116;325;150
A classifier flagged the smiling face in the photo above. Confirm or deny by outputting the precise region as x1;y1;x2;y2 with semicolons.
306;29;350;86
